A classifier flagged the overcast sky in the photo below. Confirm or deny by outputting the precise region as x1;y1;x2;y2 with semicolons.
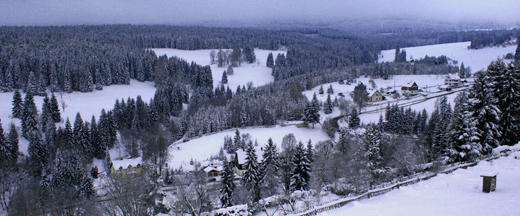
1;0;518;26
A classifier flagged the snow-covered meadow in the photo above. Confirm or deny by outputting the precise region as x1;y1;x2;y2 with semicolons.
0;80;157;155
319;149;520;216
167;124;330;171
152;48;286;91
378;41;517;72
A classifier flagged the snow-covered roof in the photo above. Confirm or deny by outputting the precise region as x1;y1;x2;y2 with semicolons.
112;157;142;170
204;165;223;173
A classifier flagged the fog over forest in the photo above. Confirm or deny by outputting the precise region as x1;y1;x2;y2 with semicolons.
1;0;519;26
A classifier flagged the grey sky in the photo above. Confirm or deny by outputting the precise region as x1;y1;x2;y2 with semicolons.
1;0;518;26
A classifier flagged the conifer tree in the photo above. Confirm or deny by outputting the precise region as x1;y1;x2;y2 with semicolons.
496;62;520;146
327;84;334;94
469;70;501;153
260;138;280;197
364;126;385;181
515;43;520;62
242;141;261;202
11;89;23;119
459;62;466;78
303;102;320;129
22;92;39;139
28;130;48;178
319;85;324;95
50;93;61;122
290;141;311;191
306;139;314;164
27;71;38;95
220;158;235;207
324;94;333;114
0;121;7;165
349;108;360;129
266;52;274;68
221;71;228;84
7;123;19;164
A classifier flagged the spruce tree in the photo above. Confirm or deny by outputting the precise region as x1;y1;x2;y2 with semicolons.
327;84;334;94
221;71;228;84
0;121;7;165
22;92;39;139
11;89;23;119
266;52;274;68
306;139;314;163
319;85;324;94
28;130;48;178
242;141;261;202
303;102;320;129
515;43;520;62
7;123;19;164
459;62;466;79
496;63;520;146
364;126;385;181
50;93;61;122
27;71;38;95
469;71;501;153
324;94;333;114
220;158;235;207
260;138;280;197
349;108;360;129
290;141;311;191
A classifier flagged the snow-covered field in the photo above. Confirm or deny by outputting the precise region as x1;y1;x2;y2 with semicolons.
378;41;516;72
319;150;520;216
152;48;286;91
0;80;156;155
167;124;330;171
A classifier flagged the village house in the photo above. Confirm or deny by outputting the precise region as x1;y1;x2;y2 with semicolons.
368;90;384;102
445;74;462;87
111;157;143;179
401;82;419;95
204;165;222;182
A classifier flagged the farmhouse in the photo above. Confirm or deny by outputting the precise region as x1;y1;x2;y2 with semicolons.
111;157;143;179
204;165;222;182
368;90;384;102
445;74;462;87
401;82;419;95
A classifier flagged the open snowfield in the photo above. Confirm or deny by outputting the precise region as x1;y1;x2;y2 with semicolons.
319;150;520;216
303;75;460;124
152;48;286;91
167;124;330;171
0;80;156;155
378;41;517;72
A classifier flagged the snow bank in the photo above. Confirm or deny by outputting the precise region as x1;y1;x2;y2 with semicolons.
318;150;520;216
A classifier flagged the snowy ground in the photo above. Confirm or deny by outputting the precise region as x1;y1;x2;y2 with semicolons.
0;80;157;155
319;150;520;216
378;41;517;72
303;75;461;124
151;48;286;91
167;124;330;171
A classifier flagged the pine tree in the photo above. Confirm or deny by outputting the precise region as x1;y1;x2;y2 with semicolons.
290;141;311;191
303;102;320;129
260;138;280;197
37;75;46;96
11;89;23;119
364;126;385;181
447;92;482;162
49;64;59;92
226;65;234;75
221;71;228;84
220;158;235;207
27;71;38;95
50;93;61;122
318;85;324;95
22;92;39;139
242;141;261;202
306;139;314;163
349;108;360;129
266;52;274;68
